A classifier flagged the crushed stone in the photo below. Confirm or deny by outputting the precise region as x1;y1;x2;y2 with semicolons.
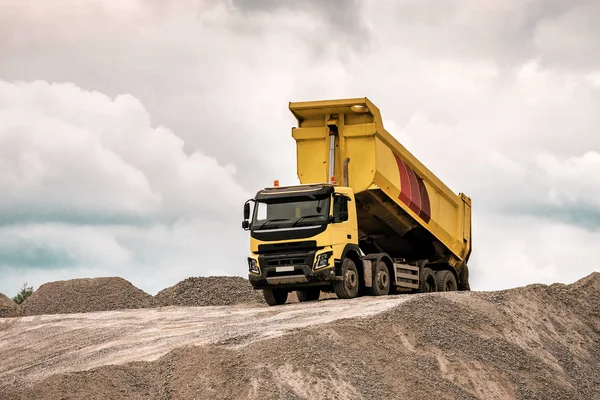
20;277;153;316
154;276;265;307
0;293;20;318
1;272;598;399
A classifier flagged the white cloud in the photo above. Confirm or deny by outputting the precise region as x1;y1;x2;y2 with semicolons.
472;211;600;290
536;151;600;208
0;80;250;295
0;80;248;222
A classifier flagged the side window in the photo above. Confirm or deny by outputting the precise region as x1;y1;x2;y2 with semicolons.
333;195;349;223
256;202;267;221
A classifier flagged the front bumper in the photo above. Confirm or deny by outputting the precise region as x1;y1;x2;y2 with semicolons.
248;250;339;289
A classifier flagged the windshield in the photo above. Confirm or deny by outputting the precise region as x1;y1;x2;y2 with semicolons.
251;196;330;230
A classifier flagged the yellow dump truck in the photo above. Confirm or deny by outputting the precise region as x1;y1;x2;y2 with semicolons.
242;98;472;306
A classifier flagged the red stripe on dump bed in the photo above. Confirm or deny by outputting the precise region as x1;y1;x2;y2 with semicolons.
393;153;431;224
417;177;431;223
406;167;422;215
394;154;412;206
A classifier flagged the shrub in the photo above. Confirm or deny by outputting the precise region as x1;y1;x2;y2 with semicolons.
13;282;34;305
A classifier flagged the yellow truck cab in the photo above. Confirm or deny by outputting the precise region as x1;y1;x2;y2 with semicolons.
242;98;472;306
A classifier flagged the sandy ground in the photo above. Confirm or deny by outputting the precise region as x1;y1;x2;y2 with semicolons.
1;274;598;399
0;296;408;389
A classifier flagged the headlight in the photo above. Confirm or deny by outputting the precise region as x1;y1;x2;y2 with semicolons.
248;258;260;274
314;251;333;270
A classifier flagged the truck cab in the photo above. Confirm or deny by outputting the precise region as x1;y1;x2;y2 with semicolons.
244;184;360;305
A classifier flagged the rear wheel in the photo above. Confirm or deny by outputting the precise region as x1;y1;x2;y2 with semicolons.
334;258;360;299
263;288;288;306
435;270;457;292
366;261;390;296
458;265;470;291
297;288;320;302
419;267;437;293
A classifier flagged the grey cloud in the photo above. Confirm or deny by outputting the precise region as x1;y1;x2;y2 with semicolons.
0;245;74;269
231;0;367;34
367;0;600;70
521;206;600;231
229;0;371;55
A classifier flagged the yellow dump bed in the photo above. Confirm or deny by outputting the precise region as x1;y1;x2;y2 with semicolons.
290;98;471;268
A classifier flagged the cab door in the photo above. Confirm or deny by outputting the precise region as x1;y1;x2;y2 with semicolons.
329;189;359;258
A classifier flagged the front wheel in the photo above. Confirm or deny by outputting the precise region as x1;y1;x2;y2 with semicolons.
263;288;288;306
333;258;360;299
297;288;320;302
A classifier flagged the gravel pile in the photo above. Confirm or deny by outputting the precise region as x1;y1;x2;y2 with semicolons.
0;293;20;318
155;276;264;307
21;277;153;316
5;272;598;400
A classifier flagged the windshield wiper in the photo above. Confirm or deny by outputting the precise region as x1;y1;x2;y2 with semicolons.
256;218;288;230
292;214;326;227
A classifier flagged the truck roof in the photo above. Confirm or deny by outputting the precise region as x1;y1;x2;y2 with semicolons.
255;184;334;201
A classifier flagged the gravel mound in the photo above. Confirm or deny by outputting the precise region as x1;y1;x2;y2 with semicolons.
21;277;153;316
0;293;20;318
155;276;264;307
4;272;598;400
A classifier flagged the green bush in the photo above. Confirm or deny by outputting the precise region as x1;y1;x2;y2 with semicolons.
13;282;34;305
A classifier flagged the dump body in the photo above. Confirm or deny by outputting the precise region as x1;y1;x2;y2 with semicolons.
289;98;471;269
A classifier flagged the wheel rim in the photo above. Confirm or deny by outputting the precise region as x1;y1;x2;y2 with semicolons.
377;270;389;290
345;269;358;291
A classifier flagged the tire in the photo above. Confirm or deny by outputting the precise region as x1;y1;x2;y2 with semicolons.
297;288;320;302
333;258;360;299
458;265;471;291
366;261;390;296
419;267;437;293
435;270;458;292
263;288;288;306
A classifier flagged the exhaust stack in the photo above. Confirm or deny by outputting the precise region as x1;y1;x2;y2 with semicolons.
327;122;338;183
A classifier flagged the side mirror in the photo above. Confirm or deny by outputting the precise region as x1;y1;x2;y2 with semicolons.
242;220;250;230
243;202;251;220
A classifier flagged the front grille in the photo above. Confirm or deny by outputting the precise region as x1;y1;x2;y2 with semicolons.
266;257;306;267
257;241;318;254
259;251;316;272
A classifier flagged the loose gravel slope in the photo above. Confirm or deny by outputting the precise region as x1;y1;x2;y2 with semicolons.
1;273;598;400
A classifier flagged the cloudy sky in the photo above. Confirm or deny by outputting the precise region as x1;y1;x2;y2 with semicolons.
1;0;599;296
